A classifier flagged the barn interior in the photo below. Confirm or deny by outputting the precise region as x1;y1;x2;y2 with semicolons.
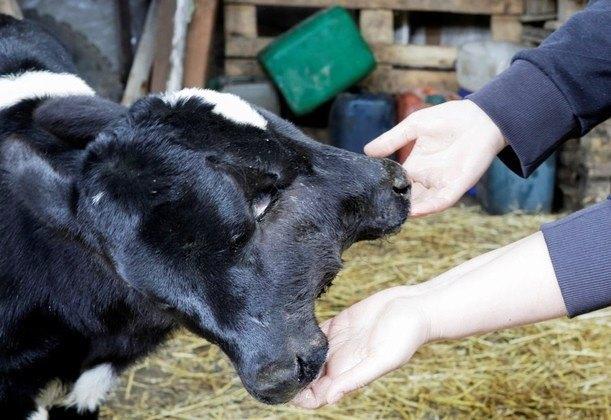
1;0;608;418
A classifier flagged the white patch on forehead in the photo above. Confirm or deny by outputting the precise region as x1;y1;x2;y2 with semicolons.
162;88;268;130
0;71;95;109
65;363;117;413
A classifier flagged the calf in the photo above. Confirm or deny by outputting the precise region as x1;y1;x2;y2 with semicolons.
0;15;410;419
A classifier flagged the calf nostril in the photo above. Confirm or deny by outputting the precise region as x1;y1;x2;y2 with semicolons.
296;356;307;383
393;184;409;196
392;176;411;196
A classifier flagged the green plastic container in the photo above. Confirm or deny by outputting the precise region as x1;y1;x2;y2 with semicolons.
258;7;376;115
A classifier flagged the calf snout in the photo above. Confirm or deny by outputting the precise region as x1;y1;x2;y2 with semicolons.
387;160;411;198
356;158;411;239
249;342;327;404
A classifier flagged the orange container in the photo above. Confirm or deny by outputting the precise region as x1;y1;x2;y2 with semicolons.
395;88;459;162
395;92;426;163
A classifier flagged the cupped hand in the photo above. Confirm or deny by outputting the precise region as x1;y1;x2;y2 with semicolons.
365;100;506;217
291;287;430;409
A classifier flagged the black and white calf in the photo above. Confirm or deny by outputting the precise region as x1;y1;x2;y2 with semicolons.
0;14;410;419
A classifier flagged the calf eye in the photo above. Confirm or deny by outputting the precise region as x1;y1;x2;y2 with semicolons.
252;192;272;220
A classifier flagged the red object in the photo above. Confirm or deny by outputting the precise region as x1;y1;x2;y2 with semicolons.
395;88;459;162
396;92;426;162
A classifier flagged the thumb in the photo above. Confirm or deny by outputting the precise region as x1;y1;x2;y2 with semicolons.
364;119;417;158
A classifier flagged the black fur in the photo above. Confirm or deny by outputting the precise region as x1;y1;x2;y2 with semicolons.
0;14;410;418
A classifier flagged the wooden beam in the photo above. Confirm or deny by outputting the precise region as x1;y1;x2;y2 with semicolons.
225;36;271;57
122;0;159;105
491;15;522;42
360;9;393;44
375;44;457;69
524;0;555;15
183;0;219;88
226;0;523;15
224;4;257;38
226;37;457;69
558;0;587;23
224;58;265;77
360;65;458;93
0;0;23;19
150;0;176;93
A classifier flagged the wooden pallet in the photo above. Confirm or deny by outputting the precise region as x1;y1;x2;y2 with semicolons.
223;0;536;93
558;121;611;210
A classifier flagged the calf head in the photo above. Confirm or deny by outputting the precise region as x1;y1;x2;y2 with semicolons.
7;89;410;404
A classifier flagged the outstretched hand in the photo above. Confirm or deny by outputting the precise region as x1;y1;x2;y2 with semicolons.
291;287;429;409
365;100;506;217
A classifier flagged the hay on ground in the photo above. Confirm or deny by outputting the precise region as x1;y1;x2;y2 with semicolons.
102;206;610;419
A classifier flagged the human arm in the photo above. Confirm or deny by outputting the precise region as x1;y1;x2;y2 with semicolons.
292;231;567;409
469;0;611;177
365;1;611;215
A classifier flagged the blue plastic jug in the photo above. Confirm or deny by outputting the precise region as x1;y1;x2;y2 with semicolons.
329;93;395;154
477;154;557;214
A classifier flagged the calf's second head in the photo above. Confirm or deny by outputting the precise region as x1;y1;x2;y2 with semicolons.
9;89;410;404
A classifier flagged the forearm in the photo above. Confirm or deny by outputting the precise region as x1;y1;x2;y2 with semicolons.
406;232;567;342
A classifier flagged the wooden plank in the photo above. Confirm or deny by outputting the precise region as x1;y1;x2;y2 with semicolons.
183;0;219;88
224;58;265;76
150;0;176;93
375;44;457;69
226;37;456;69
0;0;23;19
225;4;257;38
122;0;159;105
520;13;557;23
227;0;523;15
524;0;555;15
360;9;393;44
491;15;522;42
165;0;194;92
360;65;458;93
558;0;587;23
521;24;553;46
225;36;271;57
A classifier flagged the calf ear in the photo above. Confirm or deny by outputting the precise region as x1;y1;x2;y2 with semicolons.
33;96;127;148
3;138;77;233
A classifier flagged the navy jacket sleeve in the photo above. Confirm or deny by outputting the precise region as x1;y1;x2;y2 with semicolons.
469;0;611;178
541;197;611;317
468;0;611;317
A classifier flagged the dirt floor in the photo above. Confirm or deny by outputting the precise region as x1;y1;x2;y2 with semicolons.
101;206;610;419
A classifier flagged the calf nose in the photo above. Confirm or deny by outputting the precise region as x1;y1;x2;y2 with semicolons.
252;358;302;404
355;158;411;239
251;343;327;404
383;159;411;198
392;170;410;197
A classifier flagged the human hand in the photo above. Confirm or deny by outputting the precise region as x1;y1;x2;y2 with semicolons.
291;232;565;409
291;286;430;409
365;100;506;216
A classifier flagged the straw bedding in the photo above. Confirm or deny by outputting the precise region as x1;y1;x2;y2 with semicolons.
101;206;610;419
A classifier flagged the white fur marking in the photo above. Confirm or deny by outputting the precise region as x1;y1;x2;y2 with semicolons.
28;407;48;420
92;192;105;205
35;379;69;409
65;364;117;413
0;71;95;109
162;88;268;129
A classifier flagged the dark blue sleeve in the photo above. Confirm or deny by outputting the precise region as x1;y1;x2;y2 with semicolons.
542;197;611;317
468;0;611;178
467;1;611;318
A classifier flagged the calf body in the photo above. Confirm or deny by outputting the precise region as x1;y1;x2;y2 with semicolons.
0;15;410;419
